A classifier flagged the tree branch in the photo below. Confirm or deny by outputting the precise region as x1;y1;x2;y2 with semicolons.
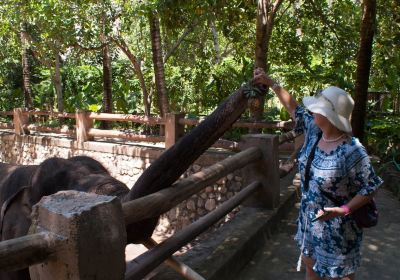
164;18;198;62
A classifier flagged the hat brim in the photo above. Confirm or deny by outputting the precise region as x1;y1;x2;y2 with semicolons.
303;96;352;133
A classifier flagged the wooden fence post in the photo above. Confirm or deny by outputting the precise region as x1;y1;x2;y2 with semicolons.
13;108;29;135
165;112;185;149
28;191;127;280
239;134;280;209
75;110;93;147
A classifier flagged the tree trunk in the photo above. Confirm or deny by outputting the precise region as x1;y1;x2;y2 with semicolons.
54;53;63;113
114;39;151;117
102;42;113;114
101;14;112;129
209;18;221;64
351;0;377;143
123;84;260;243
251;0;284;133
20;27;33;110
149;12;169;118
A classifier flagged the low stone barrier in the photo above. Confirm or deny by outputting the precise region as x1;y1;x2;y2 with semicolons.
0;132;244;235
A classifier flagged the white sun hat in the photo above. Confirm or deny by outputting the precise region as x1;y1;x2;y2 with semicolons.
302;86;354;133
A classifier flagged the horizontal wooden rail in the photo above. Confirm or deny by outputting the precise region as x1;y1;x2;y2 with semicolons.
180;118;294;130
178;117;205;126
24;124;75;136
87;112;164;125
122;146;262;225
233;120;293;129
0;232;66;272
0;123;13;129
21;111;76;118
278;130;298;144
0;111;13;116
212;130;299;151
212;139;239;151
125;181;261;280
88;128;165;143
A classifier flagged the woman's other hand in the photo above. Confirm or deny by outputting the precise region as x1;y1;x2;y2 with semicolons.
315;207;348;221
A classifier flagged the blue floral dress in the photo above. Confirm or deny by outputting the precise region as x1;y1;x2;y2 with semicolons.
293;106;383;278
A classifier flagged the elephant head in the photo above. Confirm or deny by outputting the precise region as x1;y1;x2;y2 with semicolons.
0;156;129;280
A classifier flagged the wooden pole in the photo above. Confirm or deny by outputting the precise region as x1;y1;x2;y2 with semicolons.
124;85;259;244
75;110;94;147
165;112;185;149
29;191;126;280
0;232;65;272
122;147;262;225
13;108;29;135
125;181;261;280
239;134;280;208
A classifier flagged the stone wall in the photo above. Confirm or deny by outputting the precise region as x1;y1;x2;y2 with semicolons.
0;132;244;236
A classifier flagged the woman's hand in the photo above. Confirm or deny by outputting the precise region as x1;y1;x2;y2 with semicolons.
253;68;298;118
315;207;348;221
252;68;276;88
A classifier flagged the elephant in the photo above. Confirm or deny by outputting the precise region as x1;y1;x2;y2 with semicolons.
0;156;130;280
0;164;38;280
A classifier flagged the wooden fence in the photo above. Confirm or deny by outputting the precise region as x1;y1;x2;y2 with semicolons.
0;108;294;151
0;132;296;280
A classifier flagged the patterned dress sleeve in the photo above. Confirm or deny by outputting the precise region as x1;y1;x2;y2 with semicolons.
294;105;317;135
347;142;383;196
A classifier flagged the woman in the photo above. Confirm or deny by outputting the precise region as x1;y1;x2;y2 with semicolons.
253;69;383;280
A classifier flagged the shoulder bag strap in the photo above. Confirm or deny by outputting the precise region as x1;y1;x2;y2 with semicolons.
318;187;343;206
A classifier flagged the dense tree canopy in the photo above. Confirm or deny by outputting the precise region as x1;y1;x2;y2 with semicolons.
0;0;398;155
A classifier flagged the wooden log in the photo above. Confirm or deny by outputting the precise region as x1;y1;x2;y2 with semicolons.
123;85;260;243
122;147;262;224
87;112;164;125
125;181;261;280
0;232;65;272
88;128;165;143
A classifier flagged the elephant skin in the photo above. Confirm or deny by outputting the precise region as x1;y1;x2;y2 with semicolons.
0;156;130;280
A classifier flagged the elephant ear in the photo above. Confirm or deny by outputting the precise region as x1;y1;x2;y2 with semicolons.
0;186;32;241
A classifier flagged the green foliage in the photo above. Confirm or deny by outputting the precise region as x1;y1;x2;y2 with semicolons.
0;0;398;154
63;64;103;112
366;115;400;161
